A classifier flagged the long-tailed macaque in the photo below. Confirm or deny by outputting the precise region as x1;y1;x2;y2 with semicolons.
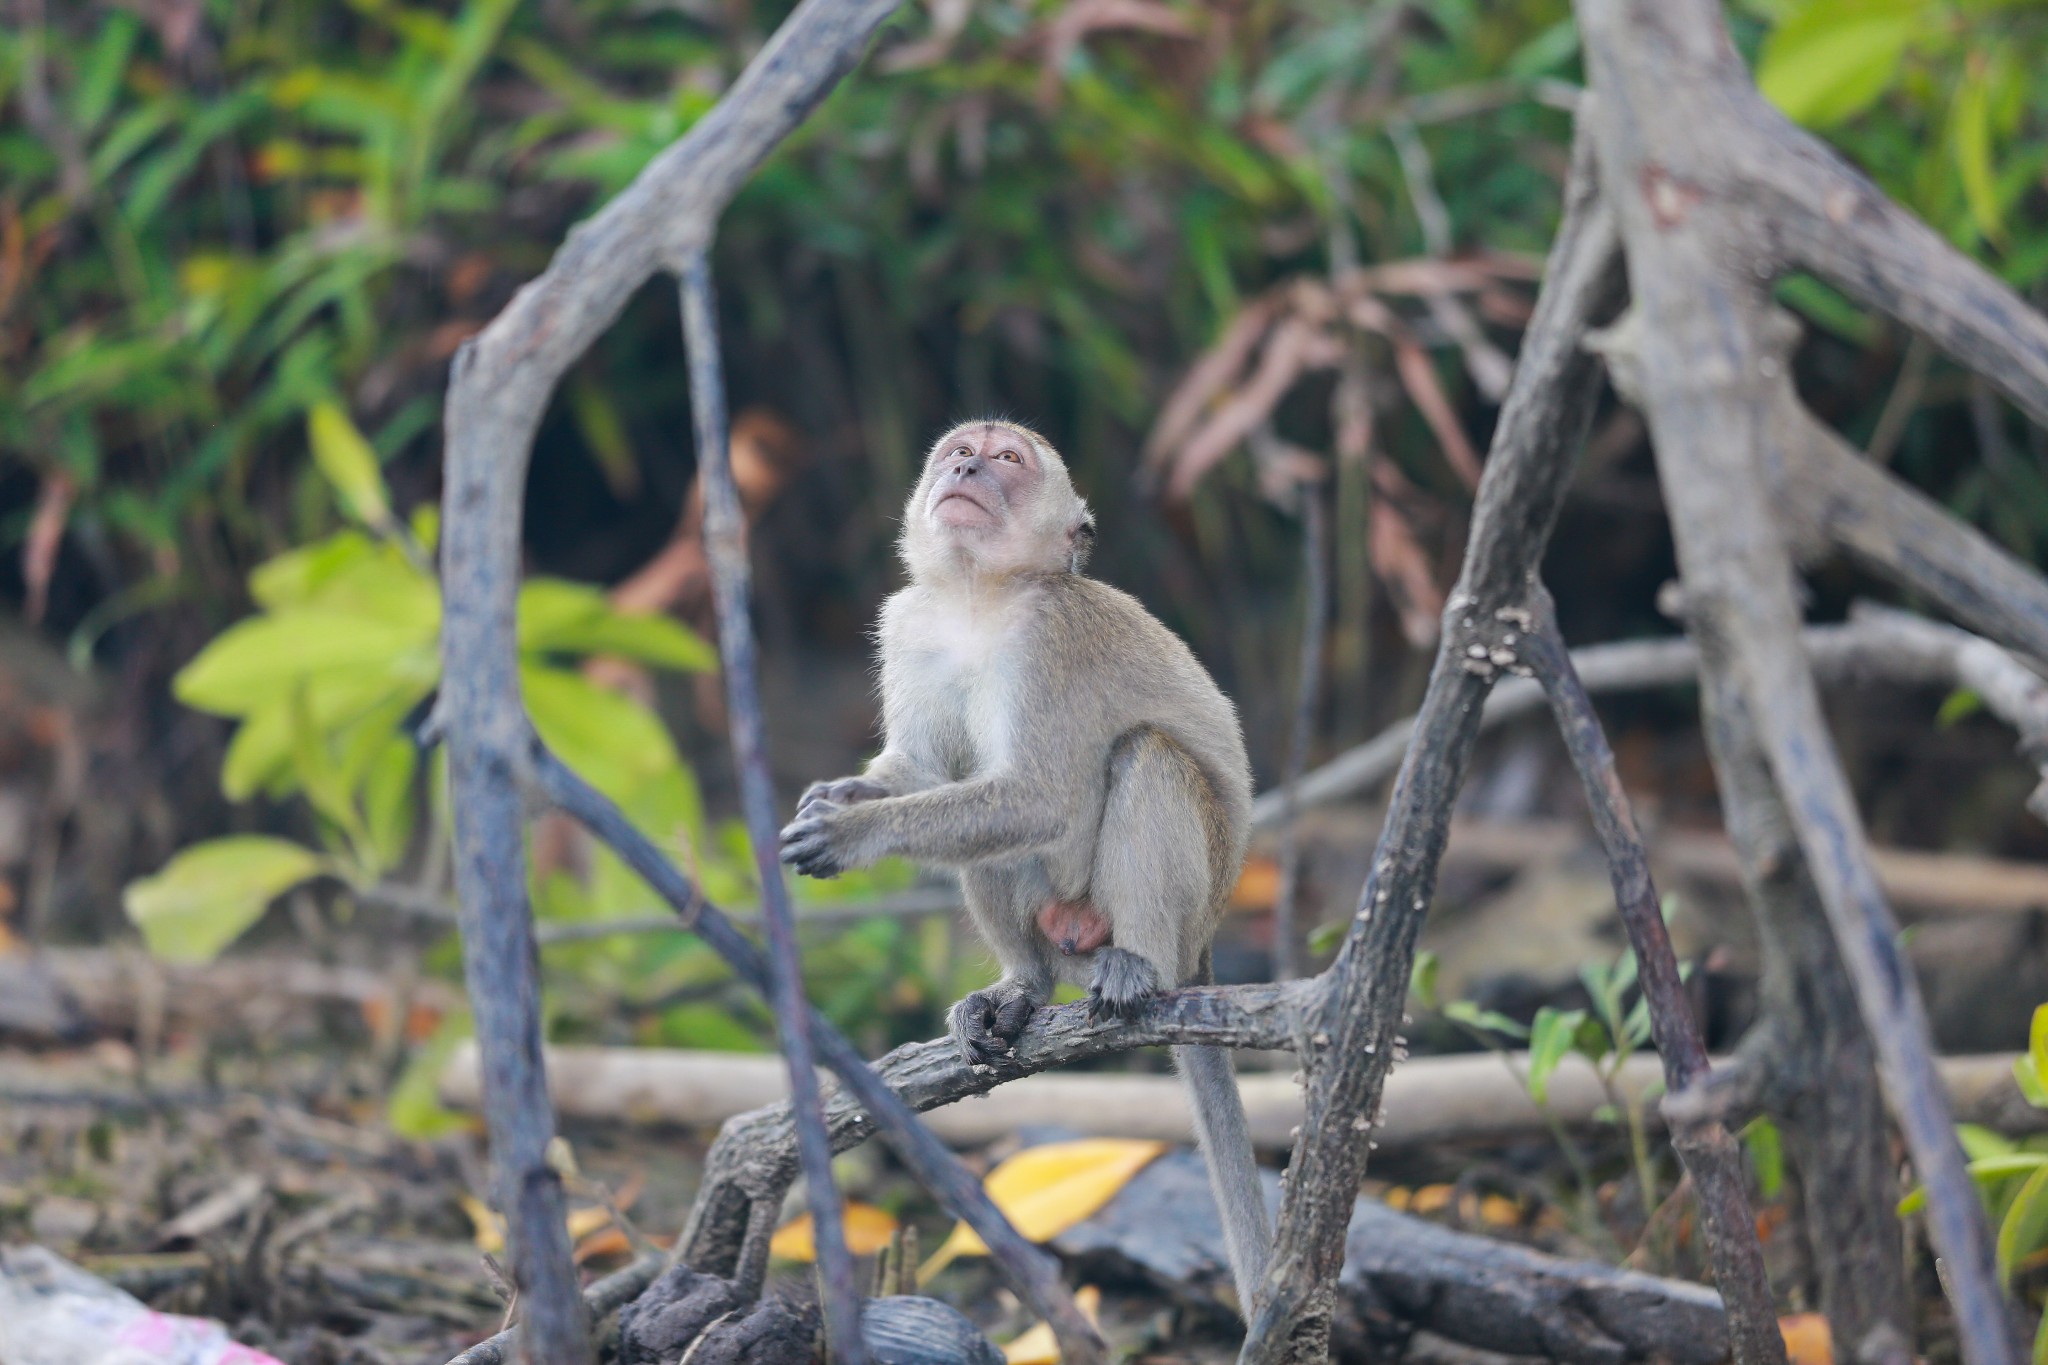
778;420;1271;1313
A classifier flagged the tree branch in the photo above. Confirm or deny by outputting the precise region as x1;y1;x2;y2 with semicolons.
1776;410;2048;667
1242;120;1625;1365
429;1;929;1355
1575;3;2017;1360
532;751;1107;1363
676;251;865;1364
1522;595;1782;1365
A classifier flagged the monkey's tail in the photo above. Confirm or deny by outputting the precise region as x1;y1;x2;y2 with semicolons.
1174;1041;1273;1318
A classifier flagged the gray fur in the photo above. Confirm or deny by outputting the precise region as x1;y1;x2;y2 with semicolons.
779;420;1272;1316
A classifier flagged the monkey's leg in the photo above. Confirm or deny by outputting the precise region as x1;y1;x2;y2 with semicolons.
948;865;1057;1067
1087;727;1272;1316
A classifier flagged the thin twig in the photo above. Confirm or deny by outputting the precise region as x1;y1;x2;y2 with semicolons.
678;252;866;1364
433;1;909;1355
1242;121;1624;1365
1272;482;1330;980
1522;596;1783;1365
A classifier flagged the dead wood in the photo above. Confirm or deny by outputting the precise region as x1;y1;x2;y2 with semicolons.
1057;1151;1729;1365
491;1041;2026;1158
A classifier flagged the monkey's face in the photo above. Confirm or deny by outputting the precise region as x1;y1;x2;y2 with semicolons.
902;420;1093;582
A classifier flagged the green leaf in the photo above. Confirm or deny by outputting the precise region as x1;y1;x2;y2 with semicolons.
387;1011;475;1141
123;837;328;963
2000;1162;2048;1284
174;610;436;717
2022;1002;2048;1109
1953;60;2005;244
518;578;714;670
1938;687;1986;728
1410;950;1441;1011
1757;0;1922;128
1743;1118;1786;1200
1527;1007;1588;1104
1443;999;1530;1041
522;664;686;809
308;400;393;527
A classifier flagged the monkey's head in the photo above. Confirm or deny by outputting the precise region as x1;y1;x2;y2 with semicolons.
900;420;1096;584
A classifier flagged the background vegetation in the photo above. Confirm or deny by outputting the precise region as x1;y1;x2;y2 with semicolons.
5;0;2048;1083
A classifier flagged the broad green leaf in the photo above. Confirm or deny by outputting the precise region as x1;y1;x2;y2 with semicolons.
523;664;685;804
174;610;435;716
1526;1007;1588;1105
1961;1124;2022;1161
1999;1162;2048;1284
123;837;328;963
220;700;296;800
1757;0;1921;128
536;606;715;671
518;579;714;670
308;400;393;527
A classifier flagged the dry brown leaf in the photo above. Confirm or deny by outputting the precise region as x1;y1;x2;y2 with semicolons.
1145;294;1286;476
22;472;73;626
1164;319;1344;502
1390;336;1481;488
1369;463;1445;646
1038;0;1197;107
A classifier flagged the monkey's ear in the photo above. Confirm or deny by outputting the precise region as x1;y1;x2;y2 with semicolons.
1067;514;1097;573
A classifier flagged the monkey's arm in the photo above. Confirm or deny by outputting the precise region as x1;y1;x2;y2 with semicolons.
780;771;1075;877
794;747;939;818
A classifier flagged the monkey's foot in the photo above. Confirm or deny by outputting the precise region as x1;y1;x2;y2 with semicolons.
1086;948;1162;1024
948;985;1042;1068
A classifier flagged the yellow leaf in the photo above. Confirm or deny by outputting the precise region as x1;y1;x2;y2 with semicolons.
1003;1286;1102;1365
1408;1183;1455;1215
919;1140;1165;1283
769;1203;901;1262
1780;1313;1833;1365
565;1205;611;1242
1477;1194;1522;1228
460;1194;505;1255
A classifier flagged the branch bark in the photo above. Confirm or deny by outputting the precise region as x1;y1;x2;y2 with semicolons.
533;752;1106;1363
1523;597;1782;1365
1242;122;1626;1365
677;252;865;1363
1573;3;2025;1361
430;1;937;1357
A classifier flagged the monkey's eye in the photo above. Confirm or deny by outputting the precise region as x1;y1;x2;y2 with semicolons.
951;446;971;460
994;449;1021;463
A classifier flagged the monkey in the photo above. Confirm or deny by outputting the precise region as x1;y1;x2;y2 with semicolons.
778;419;1272;1316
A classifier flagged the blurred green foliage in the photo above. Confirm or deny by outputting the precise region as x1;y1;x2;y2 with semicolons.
12;0;2048;1069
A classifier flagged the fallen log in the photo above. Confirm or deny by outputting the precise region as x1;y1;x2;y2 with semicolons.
438;1043;2029;1151
1057;1150;1727;1365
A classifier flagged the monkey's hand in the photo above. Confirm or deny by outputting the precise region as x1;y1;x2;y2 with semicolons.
948;982;1043;1069
1086;948;1163;1024
796;777;889;818
778;799;871;879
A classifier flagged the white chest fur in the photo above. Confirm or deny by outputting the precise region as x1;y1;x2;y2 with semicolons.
885;584;1031;775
